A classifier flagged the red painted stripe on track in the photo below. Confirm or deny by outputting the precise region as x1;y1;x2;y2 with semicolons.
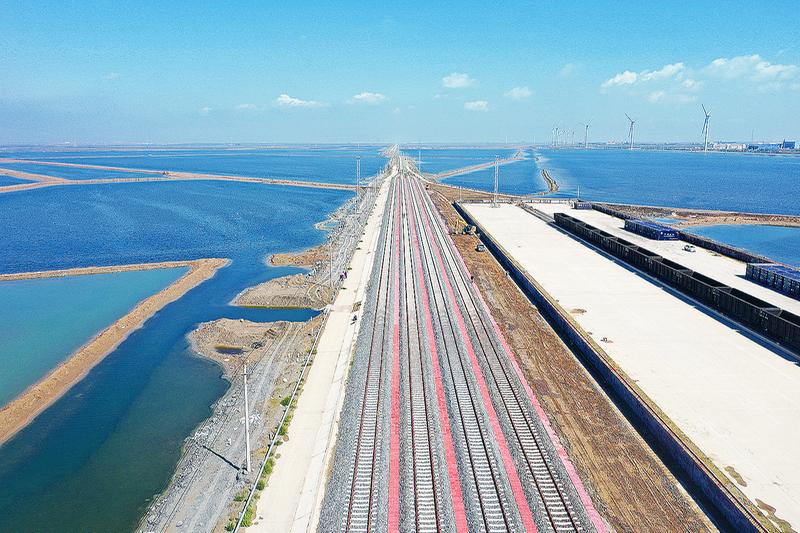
406;180;469;532
413;180;538;533
388;179;402;532
434;193;606;532
472;278;607;532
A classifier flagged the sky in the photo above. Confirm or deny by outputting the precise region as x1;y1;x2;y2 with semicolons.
1;1;799;145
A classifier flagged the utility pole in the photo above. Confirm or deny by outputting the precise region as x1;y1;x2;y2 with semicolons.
492;156;499;207
356;156;361;204
329;235;334;292
243;360;251;473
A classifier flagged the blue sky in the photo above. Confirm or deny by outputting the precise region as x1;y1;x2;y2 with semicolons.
1;1;798;144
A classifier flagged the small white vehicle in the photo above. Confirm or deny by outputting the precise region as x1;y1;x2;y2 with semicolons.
683;244;696;252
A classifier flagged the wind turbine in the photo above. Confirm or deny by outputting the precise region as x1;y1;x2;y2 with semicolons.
701;105;711;152
625;113;636;149
582;121;591;149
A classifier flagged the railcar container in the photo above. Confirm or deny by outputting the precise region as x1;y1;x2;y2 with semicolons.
554;212;800;353
624;219;681;240
747;263;800;299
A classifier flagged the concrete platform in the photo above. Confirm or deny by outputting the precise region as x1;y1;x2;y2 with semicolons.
532;202;800;317
464;202;800;531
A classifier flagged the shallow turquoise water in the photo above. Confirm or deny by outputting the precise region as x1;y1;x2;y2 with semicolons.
686;225;800;267
0;268;187;406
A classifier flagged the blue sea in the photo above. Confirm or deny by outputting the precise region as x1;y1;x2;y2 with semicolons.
0;175;31;186
686;224;800;267
0;268;187;406
442;157;544;195
2;147;385;185
0;176;348;532
0;162;157;180
405;148;517;176
537;148;800;215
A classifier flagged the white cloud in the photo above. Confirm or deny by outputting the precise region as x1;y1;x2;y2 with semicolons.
601;70;638;88
504;86;532;100
442;72;475;89
236;103;257;110
640;62;685;81
603;54;799;104
104;72;121;81
273;94;327;108
350;92;388;104
682;78;702;90
602;63;685;89
558;63;577;78
705;54;798;83
464;100;489;112
392;107;401;115
199;106;212;114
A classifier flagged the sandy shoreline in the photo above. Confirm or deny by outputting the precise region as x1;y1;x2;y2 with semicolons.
0;258;229;445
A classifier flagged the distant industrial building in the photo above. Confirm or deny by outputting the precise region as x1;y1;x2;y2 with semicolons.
746;141;797;152
712;142;746;151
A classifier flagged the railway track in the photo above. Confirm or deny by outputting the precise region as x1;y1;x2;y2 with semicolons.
405;176;518;532
399;180;442;532
322;156;593;533
408;170;585;532
342;180;398;532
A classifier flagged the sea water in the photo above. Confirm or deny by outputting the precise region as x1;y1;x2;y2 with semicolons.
537;148;800;215
686;224;800;267
0;162;158;181
4;148;386;185
0;175;32;186
0;178;348;532
405;148;517;175
0;268;188;406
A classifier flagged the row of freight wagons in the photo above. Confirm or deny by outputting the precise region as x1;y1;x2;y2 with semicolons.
554;212;800;354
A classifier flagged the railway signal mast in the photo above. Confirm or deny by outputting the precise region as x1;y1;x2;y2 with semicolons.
701;105;712;153
625;113;636;149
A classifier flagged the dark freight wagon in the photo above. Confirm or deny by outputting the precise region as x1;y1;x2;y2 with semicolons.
747;263;800;299
623;219;680;240
553;212;800;354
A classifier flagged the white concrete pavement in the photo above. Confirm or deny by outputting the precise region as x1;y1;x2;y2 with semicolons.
532;202;800;317
250;172;393;533
465;202;800;531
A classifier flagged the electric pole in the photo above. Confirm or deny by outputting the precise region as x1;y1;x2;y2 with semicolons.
243;360;251;473
492;156;499;207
